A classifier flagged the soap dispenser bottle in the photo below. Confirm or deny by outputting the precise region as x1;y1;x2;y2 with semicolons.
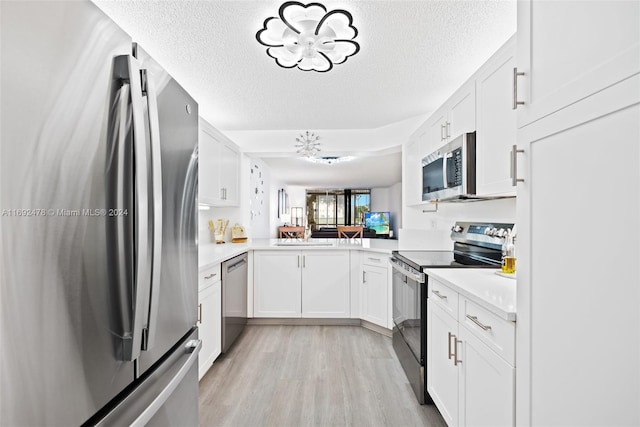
501;229;516;274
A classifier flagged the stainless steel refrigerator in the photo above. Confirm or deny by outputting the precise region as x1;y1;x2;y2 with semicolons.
0;1;200;425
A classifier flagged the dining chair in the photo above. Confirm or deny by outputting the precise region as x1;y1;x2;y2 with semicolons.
337;225;363;239
279;226;305;239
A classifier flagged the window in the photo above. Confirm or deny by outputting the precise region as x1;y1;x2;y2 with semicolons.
306;189;371;229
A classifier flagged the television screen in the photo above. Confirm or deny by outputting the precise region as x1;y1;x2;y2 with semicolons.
364;212;390;235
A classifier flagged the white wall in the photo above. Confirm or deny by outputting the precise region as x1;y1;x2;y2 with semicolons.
399;198;516;249
371;182;402;238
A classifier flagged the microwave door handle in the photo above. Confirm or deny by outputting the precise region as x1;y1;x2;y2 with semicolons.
442;153;451;189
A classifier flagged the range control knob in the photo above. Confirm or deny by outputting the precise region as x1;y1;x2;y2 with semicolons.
484;227;499;237
497;228;506;238
451;225;464;233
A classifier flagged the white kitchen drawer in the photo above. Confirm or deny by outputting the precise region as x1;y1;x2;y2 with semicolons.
362;252;389;267
428;278;459;318
198;263;221;291
459;296;515;364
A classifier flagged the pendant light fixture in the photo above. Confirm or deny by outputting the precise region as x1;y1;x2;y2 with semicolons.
256;1;360;72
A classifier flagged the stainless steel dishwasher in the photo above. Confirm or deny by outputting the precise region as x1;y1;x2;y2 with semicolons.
221;253;248;353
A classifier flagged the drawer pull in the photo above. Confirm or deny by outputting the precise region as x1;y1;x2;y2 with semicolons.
367;257;381;262
466;315;492;331
204;273;217;280
432;290;447;300
448;332;455;360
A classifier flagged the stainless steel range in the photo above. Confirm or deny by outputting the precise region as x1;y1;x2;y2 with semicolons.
390;221;515;404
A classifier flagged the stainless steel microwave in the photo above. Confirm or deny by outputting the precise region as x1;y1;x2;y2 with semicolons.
421;132;476;201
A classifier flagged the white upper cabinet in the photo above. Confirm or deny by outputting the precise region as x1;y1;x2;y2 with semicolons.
515;0;640;128
475;35;517;197
424;82;476;154
424;107;448;155
199;118;240;206
219;141;239;205
447;83;476;140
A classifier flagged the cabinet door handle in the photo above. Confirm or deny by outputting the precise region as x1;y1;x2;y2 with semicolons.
510;144;525;186
363;271;366;283
204;273;216;280
453;337;462;366
302;255;306;268
466;314;492;331
297;255;300;268
448;332;455;360
198;303;202;324
440;123;447;141
513;67;525;110
445;121;451;138
432;290;447;299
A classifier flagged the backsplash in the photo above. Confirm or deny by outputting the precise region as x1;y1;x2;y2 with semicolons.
400;197;516;249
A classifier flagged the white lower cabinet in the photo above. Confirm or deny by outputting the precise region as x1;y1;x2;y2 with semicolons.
253;251;302;317
427;278;515;427
359;251;391;329
458;326;514;427
427;299;460;426
253;250;350;318
361;264;388;328
198;280;221;380
302;251;350;317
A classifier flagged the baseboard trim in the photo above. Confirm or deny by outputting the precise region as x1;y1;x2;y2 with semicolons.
247;317;393;337
248;318;360;326
360;319;393;337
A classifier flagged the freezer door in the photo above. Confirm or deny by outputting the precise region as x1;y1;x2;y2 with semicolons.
0;1;135;425
87;328;201;427
133;45;199;375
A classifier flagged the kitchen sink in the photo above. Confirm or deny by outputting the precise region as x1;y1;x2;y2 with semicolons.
272;240;335;247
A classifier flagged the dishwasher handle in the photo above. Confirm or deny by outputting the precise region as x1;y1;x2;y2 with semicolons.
226;256;247;274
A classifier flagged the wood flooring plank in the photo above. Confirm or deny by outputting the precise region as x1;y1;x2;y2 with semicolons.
199;325;447;427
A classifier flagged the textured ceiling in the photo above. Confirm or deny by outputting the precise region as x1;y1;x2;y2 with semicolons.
92;0;515;188
91;0;516;132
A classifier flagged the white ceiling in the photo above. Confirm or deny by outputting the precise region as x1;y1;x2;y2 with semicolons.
92;0;516;188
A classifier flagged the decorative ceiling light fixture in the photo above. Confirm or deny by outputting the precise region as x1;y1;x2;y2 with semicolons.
305;156;354;165
256;1;360;72
295;131;321;157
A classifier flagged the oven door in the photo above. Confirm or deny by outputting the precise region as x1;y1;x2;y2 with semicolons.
391;263;428;404
392;267;423;362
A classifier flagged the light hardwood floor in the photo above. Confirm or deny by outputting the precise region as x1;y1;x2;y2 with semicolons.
199;325;447;427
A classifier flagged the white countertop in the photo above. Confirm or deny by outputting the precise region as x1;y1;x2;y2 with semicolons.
424;268;517;321
199;238;398;269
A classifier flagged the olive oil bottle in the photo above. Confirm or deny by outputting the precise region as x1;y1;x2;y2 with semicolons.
501;229;516;274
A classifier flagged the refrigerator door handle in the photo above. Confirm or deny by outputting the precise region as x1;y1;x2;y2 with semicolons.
141;68;163;352
113;55;152;362
130;339;201;427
